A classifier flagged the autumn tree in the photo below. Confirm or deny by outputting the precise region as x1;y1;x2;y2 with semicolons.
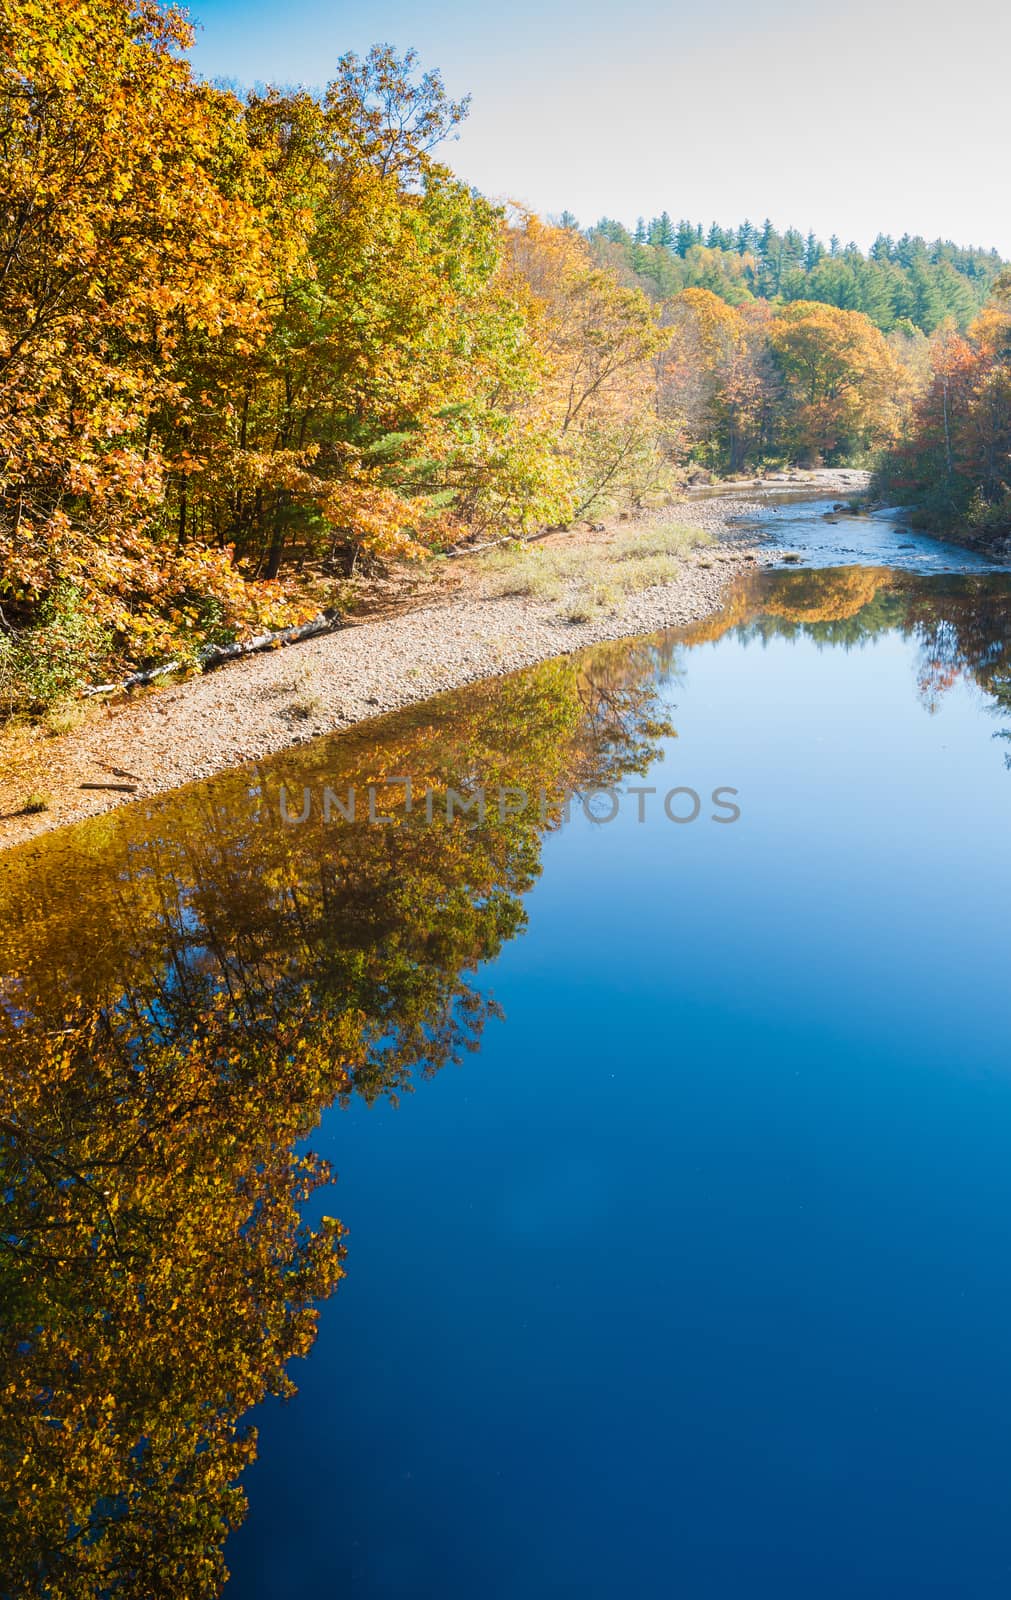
876;275;1011;536
0;0;304;677
656;289;775;471
504;215;668;515
769;301;907;462
162;54;560;573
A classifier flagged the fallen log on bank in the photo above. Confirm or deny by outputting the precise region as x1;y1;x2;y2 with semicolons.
199;611;342;669
83;661;183;696
82;612;343;698
444;525;570;559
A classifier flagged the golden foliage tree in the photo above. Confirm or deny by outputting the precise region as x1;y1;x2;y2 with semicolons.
656;289;775;471
769;301;907;462
0;0;297;664
877;279;1011;535
504;215;669;516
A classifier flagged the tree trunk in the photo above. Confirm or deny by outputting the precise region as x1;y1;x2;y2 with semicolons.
265;490;287;580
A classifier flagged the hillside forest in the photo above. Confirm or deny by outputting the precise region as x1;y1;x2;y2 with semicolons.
3;0;1010;712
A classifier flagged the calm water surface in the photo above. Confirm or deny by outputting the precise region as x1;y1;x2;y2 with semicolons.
3;519;1011;1597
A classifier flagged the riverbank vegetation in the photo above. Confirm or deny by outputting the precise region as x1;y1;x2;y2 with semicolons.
874;281;1011;541
590;217;1011;541
475;519;711;620
3;0;1009;718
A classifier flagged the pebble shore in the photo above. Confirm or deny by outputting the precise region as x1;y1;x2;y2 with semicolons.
1;481;852;850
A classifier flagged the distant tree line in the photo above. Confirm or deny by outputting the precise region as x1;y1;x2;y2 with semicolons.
585;215;1003;335
583;214;1011;537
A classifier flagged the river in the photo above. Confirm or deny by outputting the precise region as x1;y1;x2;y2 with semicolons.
2;498;1010;1597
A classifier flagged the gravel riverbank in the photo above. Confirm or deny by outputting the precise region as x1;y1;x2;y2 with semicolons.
0;476;859;849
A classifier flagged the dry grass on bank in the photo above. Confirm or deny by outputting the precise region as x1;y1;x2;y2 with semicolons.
474;520;713;622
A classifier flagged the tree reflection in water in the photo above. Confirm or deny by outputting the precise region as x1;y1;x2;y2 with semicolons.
2;564;1009;1596
0;640;676;1598
692;565;1011;750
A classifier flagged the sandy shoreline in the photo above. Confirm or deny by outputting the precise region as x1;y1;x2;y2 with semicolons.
0;475;859;850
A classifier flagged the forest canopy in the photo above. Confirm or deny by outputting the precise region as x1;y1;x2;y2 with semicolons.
587;214;1003;335
1;0;1009;716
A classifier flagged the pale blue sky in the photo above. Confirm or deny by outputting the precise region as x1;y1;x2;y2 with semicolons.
187;0;1011;254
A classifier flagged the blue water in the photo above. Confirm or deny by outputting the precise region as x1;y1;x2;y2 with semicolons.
223;559;1011;1597
5;517;1010;1597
